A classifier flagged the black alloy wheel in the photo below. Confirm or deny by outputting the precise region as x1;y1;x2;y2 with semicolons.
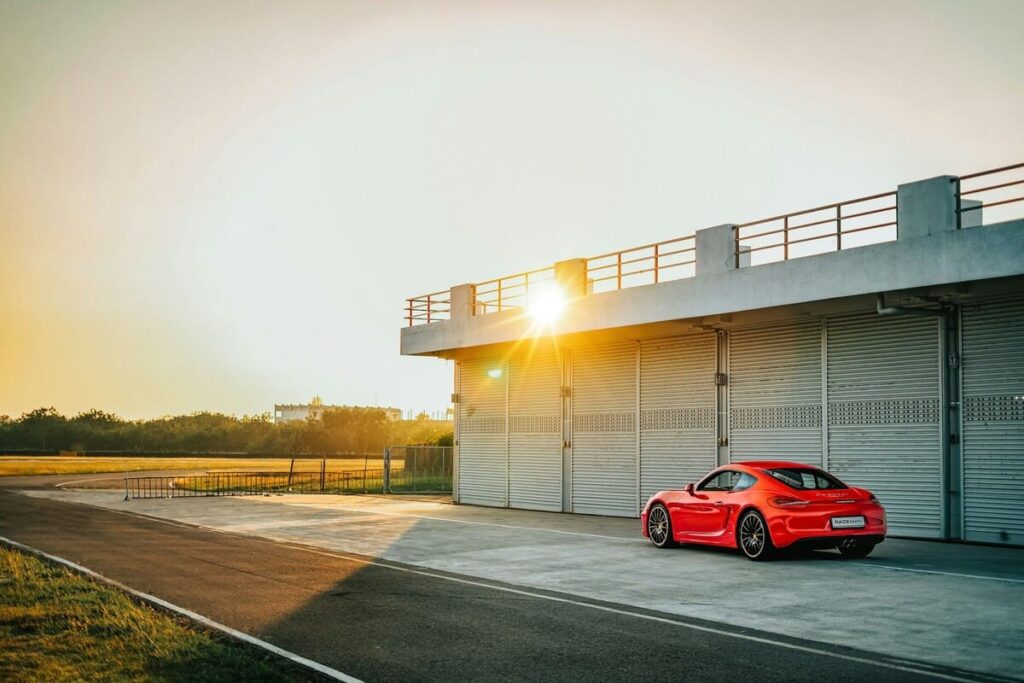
647;504;675;548
738;510;775;561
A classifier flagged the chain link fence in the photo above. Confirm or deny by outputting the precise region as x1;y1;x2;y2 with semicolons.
385;446;452;493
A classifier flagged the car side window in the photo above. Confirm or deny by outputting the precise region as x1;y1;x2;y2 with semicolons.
698;470;739;492
732;472;757;492
698;470;756;492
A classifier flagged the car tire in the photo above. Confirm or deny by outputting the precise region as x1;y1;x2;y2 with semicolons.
646;504;676;548
837;538;876;558
737;509;775;561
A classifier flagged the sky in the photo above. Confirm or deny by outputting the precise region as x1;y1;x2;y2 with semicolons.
1;0;1023;420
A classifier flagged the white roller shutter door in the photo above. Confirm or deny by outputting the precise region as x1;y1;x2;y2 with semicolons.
962;296;1024;545
827;314;942;538
457;357;507;507
730;321;823;465
639;334;717;502
571;341;638;516
508;346;563;511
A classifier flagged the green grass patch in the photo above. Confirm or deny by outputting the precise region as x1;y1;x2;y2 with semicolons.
0;546;312;682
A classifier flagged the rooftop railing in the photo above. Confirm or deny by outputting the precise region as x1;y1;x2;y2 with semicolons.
405;290;450;327
586;234;696;294
404;162;1023;326
474;267;555;315
957;162;1024;228
734;191;897;268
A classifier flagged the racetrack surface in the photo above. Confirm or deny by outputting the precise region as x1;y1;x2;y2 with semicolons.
0;490;1010;683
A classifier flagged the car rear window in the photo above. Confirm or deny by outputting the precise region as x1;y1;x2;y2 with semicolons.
767;468;847;490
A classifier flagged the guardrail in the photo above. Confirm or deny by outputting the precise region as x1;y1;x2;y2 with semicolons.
734;191;897;268
406;290;451;327
124;469;385;500
957;162;1024;228
586;235;696;294
474;267;556;315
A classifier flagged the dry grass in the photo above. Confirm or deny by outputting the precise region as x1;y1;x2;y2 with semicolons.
0;456;390;478
0;546;309;682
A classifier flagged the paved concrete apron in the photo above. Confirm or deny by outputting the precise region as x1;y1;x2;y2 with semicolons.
15;487;1024;680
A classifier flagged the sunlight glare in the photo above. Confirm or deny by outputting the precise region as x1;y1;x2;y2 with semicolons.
527;286;567;326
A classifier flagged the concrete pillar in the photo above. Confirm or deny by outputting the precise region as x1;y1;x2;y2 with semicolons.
449;283;476;320
960;198;983;229
695;224;742;276
897;175;958;239
555;258;588;300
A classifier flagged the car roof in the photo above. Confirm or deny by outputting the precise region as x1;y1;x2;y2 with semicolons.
730;460;819;470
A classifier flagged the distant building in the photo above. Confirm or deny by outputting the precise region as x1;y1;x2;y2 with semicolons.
273;404;403;424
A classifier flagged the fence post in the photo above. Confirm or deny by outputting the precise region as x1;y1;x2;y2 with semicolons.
383;447;391;494
320;458;326;493
123;477;129;501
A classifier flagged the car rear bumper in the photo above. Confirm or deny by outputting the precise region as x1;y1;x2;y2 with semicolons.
767;504;887;548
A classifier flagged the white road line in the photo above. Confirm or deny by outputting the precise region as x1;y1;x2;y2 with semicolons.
56;476;124;488
0;535;363;683
849;562;1024;585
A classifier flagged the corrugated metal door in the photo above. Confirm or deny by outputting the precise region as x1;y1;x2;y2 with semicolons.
639;334;717;502
508;345;563;511
730;321;823;465
457;357;507;507
962;296;1024;545
571;341;638;516
827;314;942;538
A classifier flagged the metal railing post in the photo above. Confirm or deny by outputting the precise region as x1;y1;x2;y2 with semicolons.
836;205;843;250
783;215;789;261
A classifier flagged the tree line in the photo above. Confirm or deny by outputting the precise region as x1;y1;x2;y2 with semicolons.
0;407;453;456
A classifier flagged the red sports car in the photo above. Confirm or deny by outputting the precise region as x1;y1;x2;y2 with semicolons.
641;460;886;560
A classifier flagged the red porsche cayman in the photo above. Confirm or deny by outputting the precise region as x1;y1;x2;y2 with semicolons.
641;460;886;560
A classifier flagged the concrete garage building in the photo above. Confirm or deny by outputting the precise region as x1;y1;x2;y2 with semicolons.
401;164;1024;546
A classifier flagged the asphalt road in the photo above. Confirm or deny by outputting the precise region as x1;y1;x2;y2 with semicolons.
0;490;1005;683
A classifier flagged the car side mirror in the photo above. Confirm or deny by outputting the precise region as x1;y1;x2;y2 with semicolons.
684;483;695;495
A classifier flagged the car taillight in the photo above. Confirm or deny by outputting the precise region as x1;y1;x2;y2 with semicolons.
769;496;809;508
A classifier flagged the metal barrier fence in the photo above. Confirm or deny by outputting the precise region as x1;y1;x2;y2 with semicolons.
405;290;451;327
385;445;453;493
735;191;898;268
474;267;556;315
124;446;455;500
957;162;1024;228
586;234;696;294
124;469;386;500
